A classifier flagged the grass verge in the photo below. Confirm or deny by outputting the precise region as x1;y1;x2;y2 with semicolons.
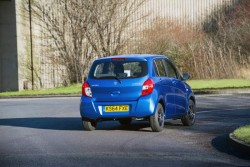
0;84;82;97
0;79;249;97
187;79;250;90
233;125;250;145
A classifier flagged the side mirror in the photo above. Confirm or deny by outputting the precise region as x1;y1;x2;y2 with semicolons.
182;73;191;81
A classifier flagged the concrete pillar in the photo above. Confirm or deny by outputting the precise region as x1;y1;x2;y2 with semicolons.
0;0;19;92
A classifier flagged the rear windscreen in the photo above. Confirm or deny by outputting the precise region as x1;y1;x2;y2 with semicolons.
89;61;148;79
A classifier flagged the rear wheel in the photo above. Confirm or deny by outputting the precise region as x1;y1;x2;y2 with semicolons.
82;120;97;131
150;103;165;132
181;99;196;126
118;118;132;125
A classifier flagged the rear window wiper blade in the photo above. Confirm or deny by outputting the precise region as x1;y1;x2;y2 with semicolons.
109;76;122;84
96;75;122;84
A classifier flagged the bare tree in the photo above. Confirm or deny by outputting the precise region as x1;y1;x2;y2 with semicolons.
21;0;147;85
83;0;146;56
27;0;89;84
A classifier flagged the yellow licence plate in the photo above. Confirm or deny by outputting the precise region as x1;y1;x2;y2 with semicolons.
105;105;129;112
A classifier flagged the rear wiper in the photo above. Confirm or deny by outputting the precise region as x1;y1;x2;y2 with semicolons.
109;76;122;84
97;75;122;84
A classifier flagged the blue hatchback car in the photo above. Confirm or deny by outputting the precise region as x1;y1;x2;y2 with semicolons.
80;54;196;132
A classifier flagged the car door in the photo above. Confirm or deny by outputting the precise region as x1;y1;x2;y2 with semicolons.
164;59;187;115
153;59;175;118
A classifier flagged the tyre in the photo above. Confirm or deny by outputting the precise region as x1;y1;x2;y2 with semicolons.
150;103;165;132
82;120;97;131
181;99;196;126
118;118;132;125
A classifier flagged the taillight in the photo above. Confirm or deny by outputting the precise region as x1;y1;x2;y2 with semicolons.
141;78;154;96
82;82;92;97
111;58;125;61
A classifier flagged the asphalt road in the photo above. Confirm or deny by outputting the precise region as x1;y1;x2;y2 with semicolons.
0;94;250;167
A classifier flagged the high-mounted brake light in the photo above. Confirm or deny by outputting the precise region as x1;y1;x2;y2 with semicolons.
82;81;92;97
111;58;125;61
141;78;154;96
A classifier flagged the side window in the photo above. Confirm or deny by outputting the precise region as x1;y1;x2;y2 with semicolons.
154;59;167;77
164;60;177;79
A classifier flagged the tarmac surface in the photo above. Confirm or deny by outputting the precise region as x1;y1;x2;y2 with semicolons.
0;94;250;167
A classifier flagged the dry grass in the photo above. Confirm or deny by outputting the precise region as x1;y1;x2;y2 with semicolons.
134;1;250;80
237;68;250;80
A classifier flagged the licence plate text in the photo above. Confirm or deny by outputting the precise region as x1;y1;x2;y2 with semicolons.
105;105;129;112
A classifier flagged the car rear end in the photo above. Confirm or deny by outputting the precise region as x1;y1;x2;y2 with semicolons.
80;56;158;121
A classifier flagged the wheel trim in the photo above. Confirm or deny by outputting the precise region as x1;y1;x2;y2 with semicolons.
157;108;164;127
188;103;195;122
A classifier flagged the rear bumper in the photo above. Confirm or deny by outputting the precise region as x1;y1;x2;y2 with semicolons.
80;94;157;120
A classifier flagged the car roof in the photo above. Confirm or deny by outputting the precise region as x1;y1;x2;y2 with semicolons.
97;54;168;61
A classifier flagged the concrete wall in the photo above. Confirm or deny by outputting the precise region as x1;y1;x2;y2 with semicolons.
145;0;238;23
0;0;19;92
